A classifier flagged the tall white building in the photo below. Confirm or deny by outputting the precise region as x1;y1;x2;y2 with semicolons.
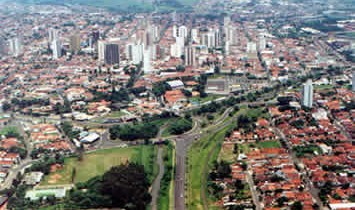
171;36;185;58
126;43;145;64
302;79;313;108
152;25;160;42
98;40;106;62
191;28;199;43
51;39;62;60
171;43;182;58
173;25;188;38
178;26;188;38
173;25;178;38
225;26;235;45
201;29;220;48
48;28;58;43
143;47;152;74
8;37;22;57
258;34;266;51
247;42;257;53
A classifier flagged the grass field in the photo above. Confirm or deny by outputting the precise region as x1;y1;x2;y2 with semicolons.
314;84;334;90
157;143;175;210
39;204;65;210
191;95;223;104
186;124;233;210
218;142;235;163
41;145;158;185
257;140;281;148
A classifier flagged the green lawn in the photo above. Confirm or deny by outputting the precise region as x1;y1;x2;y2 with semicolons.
191;95;223;104
314;84;334;90
107;110;127;118
39;204;65;210
41;145;158;185
158;143;175;210
257;140;282;148
186;124;233;210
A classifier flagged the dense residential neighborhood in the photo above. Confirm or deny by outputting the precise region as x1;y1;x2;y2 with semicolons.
0;0;353;209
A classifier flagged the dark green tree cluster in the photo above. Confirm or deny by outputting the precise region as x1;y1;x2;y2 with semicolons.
61;121;80;140
27;154;64;175
194;74;207;97
11;98;49;109
236;114;256;132
152;82;171;97
109;122;159;141
65;163;151;209
53;99;71;114
168;117;193;135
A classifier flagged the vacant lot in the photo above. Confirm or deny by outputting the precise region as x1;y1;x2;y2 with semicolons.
41;145;158;185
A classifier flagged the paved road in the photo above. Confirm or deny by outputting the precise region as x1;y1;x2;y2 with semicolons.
1;160;34;189
174;135;196;210
246;171;261;210
151;146;164;210
174;107;234;210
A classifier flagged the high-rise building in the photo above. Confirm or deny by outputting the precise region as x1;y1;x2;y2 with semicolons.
173;25;178;38
178;26;188;38
170;36;185;58
0;38;5;56
201;29;220;48
191;28;199;43
48;28;58;43
70;34;81;53
126;43;144;64
352;71;355;92
152;25;160;42
247;42;257;53
92;31;100;43
258;34;266;51
98;40;106;62
104;44;120;65
302;79;313;108
143;47;151;74
8;37;22;57
173;25;188;38
185;46;196;67
52;39;62;60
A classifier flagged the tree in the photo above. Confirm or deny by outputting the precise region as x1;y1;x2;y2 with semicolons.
2;102;11;111
291;201;303;210
168;117;193;135
109;122;159;141
233;144;239;154
100;163;151;209
152;82;171;97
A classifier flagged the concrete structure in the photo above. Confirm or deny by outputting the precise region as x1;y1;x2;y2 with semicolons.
98;40;106;62
8;37;22;56
51;39;61;60
70;34;81;53
184;46;196;66
201;29;220;48
352;70;355;92
80;132;100;143
167;80;184;90
143;47;151;73
48;28;58;43
23;172;44;185
302;79;313;108
104;43;120;65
